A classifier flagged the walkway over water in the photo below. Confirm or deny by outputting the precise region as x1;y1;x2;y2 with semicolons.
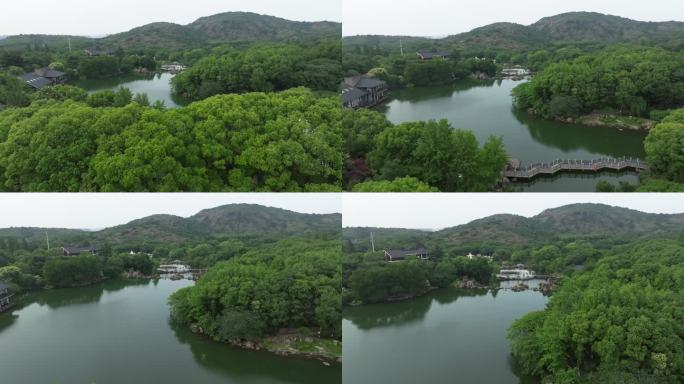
504;157;648;180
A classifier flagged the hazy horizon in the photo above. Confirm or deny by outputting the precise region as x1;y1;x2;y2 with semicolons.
0;194;341;230
342;194;684;229
343;0;684;36
0;0;341;36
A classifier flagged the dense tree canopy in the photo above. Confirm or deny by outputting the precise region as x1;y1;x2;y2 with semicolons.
351;177;438;192
42;255;102;288
169;238;342;341
342;109;508;191
0;73;30;107
512;47;684;119
0;88;341;191
509;240;683;383
644;109;684;184
345;252;495;304
172;42;340;101
368;119;507;191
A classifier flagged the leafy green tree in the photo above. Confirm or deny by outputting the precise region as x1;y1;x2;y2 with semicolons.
596;180;617;192
351;177;438;192
508;240;684;382
513;47;684;119
113;87;133;107
172;42;340;101
32;85;87;102
43;255;101;288
0;73;30;107
0;89;341;192
215;310;267;342
169;238;341;341
644;117;684;183
133;93;150;106
368;120;507;191
78;56;120;78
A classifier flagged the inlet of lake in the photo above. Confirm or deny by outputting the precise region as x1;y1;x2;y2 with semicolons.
376;79;647;191
0;279;341;384
73;72;189;108
343;280;549;384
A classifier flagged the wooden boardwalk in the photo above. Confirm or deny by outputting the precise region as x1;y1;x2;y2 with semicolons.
504;157;648;180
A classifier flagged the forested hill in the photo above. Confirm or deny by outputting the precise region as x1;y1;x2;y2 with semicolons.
0;12;341;50
343;204;684;250
187;12;340;42
344;12;684;51
0;204;341;245
532;12;684;43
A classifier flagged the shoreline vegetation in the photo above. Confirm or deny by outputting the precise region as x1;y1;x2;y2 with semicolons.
343;203;684;383
168;238;342;365
0;205;342;364
0;12;341;192
525;109;656;131
187;325;342;363
343;12;684;192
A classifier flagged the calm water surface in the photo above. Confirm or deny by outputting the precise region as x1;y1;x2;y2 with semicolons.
343;280;549;384
0;279;340;384
74;73;188;108
377;80;647;191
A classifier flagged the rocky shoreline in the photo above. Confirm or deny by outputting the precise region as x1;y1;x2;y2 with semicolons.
187;324;341;365
528;109;655;131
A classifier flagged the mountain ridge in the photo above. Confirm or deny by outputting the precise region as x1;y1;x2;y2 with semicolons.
343;203;684;248
0;204;341;245
0;12;341;50
343;12;684;50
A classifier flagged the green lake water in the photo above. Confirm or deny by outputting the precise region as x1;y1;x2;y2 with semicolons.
343;280;549;384
376;80;647;191
0;279;341;384
73;73;188;108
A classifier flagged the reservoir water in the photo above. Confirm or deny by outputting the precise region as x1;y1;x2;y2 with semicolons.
74;73;188;108
376;80;647;191
343;280;549;384
0;279;341;384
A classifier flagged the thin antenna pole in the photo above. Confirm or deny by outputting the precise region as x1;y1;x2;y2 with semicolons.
370;232;375;253
45;231;50;251
400;39;404;57
68;38;72;53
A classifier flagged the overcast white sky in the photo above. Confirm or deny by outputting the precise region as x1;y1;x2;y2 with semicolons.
0;0;341;36
343;194;684;229
343;0;684;36
0;194;340;230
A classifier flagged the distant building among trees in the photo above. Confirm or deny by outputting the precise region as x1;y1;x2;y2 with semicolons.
416;51;449;60
384;248;429;262
341;75;388;109
20;67;67;90
62;245;99;257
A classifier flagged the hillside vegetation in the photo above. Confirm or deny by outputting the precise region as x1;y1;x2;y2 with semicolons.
0;12;341;51
0;204;340;247
0;88;341;192
344;12;684;54
344;203;684;381
344;203;684;261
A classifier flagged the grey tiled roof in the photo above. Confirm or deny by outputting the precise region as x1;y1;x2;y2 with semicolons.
417;51;449;59
341;84;366;103
34;68;65;79
20;73;52;89
63;245;98;254
344;75;386;89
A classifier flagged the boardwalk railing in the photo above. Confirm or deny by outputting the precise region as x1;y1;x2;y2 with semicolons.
504;157;648;180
